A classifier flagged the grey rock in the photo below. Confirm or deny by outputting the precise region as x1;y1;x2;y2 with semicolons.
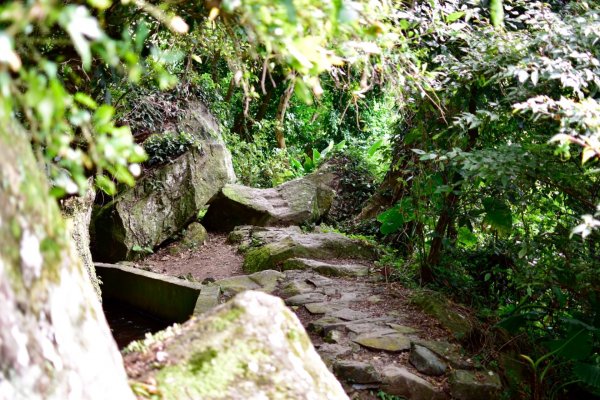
324;330;344;344
248;269;284;293
409;344;447;376
387;323;419;334
229;226;378;273
380;366;446;400
283;258;370;277
308;316;348;335
92;127;235;262
285;292;327;306
330;308;370;321
353;332;411;352
412;339;474;369
193;284;221;315
126;290;349;399
305;302;334;314
216;275;261;297
60;178;101;298
279;279;315;298
168;222;208;255
203;171;336;232
449;370;501;400
333;360;382;384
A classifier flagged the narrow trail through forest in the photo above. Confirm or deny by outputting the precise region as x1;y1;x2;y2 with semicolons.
123;229;497;399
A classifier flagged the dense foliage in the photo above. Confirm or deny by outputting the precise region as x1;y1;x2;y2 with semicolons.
2;0;600;398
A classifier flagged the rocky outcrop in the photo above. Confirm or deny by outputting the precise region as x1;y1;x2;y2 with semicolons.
228;226;378;273
91;101;235;262
202;171;336;232
125;291;349;400
60;181;102;298
449;370;502;400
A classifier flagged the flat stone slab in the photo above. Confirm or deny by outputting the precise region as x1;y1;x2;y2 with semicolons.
193;284;221;315
304;302;341;314
279;280;316;298
353;333;411;352
412;339;474;369
216;275;261;296
333;360;382;384
330;308;370;321
449;370;502;400
283;258;370;277
308;316;348;335
409;344;447;376
387;323;420;334
381;366;446;400
285;292;327;306
248;269;284;293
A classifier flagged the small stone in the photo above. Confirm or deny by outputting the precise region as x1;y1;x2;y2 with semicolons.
367;295;382;303
380;366;445;400
412;339;474;369
449;370;502;400
333;360;382;384
304;302;332;314
279;280;314;298
387;323;419;334
409;344;447;376
308;316;347;335
249;269;284;293
324;330;343;344
216;275;261;296
305;274;334;287
353;333;411;352
330;308;369;321
285;292;327;306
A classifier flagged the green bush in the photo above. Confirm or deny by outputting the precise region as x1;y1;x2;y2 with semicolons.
143;131;201;166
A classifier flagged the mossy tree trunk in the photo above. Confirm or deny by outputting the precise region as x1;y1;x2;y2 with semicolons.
0;122;133;399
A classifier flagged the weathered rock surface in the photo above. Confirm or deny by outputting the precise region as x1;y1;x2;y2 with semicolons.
92;144;234;262
228;226;378;273
203;171;336;232
409;344;447;376
283;258;370;277
169;222;208;255
126;291;348;400
449;370;502;400
333;360;381;384
91;101;235;262
60;180;102;298
380;366;446;400
410;291;473;339
412;339;474;369
353;332;411;352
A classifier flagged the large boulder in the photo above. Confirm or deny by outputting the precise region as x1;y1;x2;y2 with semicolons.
91;101;235;262
228;226;378;273
124;291;349;400
202;171;335;232
60;180;102;298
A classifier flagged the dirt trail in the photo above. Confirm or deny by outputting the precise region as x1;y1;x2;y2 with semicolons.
137;233;243;282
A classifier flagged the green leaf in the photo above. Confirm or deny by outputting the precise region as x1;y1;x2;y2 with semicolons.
574;363;600;391
457;226;478;248
96;174;116;195
490;0;504;28
482;197;512;234
546;330;592;361
446;11;465;23
74;92;98;109
367;139;384;157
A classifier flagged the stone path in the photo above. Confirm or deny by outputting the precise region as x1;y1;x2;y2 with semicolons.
180;225;503;400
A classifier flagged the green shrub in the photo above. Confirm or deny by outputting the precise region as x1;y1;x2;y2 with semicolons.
143;131;201;166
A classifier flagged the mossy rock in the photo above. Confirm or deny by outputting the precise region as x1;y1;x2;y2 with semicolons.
234;226;378;273
126;291;348;399
410;291;474;340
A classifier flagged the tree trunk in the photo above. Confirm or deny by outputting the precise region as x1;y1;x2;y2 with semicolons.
423;87;479;283
275;79;295;149
0;122;133;399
